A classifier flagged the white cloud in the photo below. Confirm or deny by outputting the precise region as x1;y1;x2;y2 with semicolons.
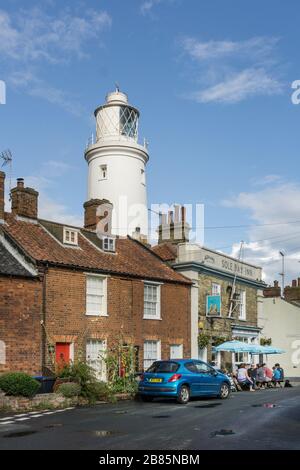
180;35;283;104
0;7;111;63
9;69;86;116
141;0;176;15
192;68;282;104
252;174;282;186
222;181;300;283
182;37;279;62
141;0;162;14
0;6;111;115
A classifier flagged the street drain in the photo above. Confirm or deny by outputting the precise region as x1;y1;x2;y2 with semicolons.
195;403;222;409
3;431;37;438
210;429;235;438
152;415;170;419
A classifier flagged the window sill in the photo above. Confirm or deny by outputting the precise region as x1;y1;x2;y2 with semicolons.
85;313;109;317
143;316;162;321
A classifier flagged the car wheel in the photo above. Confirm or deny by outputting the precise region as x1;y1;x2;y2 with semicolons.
177;385;190;404
219;382;230;399
141;395;153;402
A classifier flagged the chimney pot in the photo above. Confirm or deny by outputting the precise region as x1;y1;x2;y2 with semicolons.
168;210;174;224
17;178;24;188
181;205;186;224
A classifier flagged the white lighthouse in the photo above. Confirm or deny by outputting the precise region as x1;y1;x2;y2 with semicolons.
85;89;149;239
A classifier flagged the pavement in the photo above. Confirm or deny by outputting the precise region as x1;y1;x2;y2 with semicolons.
0;387;300;450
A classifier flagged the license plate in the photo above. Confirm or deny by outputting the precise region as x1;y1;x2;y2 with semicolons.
149;378;163;383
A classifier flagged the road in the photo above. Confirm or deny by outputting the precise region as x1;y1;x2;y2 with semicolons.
0;387;300;450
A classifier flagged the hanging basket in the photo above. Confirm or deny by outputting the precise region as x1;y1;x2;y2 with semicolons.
198;333;210;350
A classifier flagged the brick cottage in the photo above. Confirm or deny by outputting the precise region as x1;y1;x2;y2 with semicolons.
0;172;191;377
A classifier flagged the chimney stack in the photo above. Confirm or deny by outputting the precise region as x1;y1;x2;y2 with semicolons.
263;280;281;298
0;171;5;222
83;198;113;232
284;276;300;303
11;178;39;219
157;204;190;245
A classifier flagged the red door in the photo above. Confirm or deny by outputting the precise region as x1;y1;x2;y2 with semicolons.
56;343;70;367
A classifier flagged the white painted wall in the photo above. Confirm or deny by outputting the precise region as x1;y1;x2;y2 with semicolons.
85;91;149;238
177;269;199;359
259;297;300;378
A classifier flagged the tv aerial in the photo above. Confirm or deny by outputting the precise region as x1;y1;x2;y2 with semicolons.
0;149;13;192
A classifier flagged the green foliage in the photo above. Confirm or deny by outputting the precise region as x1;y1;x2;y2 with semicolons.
57;382;81;398
198;333;210;350
0;373;40;398
109;376;138;395
260;337;272;346
57;360;109;403
57;360;95;388
83;381;110;403
213;336;227;347
104;339;138;395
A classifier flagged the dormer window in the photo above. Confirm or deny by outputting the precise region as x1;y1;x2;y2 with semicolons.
63;227;78;246
103;237;115;252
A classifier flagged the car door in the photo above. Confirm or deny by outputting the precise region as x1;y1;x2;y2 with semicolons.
183;362;199;396
193;361;219;395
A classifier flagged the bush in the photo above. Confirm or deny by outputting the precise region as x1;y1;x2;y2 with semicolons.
109;377;138;395
57;361;108;403
57;382;81;398
83;381;109;402
0;372;40;398
57;361;96;389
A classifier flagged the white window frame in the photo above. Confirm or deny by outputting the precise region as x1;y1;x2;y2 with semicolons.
143;340;161;370
86;339;107;382
212;283;221;296
170;344;183;359
103;237;115;252
63;227;79;246
233;336;250;364
85;274;108;316
239;290;246;320
141;168;146;185
143;281;161;320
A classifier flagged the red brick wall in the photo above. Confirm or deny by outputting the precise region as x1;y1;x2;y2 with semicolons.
43;267;191;372
0;276;42;375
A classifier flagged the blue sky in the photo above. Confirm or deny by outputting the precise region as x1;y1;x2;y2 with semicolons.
1;0;300;282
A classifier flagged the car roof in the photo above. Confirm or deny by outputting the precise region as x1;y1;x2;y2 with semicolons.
156;359;201;363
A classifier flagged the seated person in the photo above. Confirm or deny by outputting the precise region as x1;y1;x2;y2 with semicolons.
237;363;255;391
256;364;267;388
264;364;273;387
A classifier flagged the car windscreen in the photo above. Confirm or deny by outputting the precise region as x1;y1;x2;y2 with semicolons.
147;361;180;373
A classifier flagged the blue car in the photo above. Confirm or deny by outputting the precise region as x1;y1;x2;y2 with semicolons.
138;359;231;404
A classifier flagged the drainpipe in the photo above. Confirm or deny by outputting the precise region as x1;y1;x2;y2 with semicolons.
39;265;48;375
